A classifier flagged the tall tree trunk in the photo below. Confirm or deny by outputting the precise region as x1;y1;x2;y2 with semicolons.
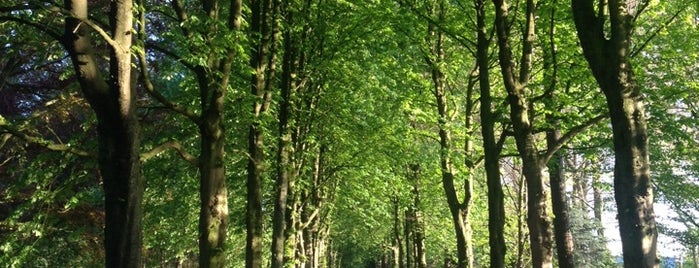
393;196;405;268
195;1;241;266
543;3;575;265
515;172;526;268
571;1;658;267
247;0;275;266
475;0;506;266
64;0;143;266
521;150;554;268
425;2;472;267
404;209;414;268
409;164;427;268
592;175;604;237
491;0;554;266
547;132;575;268
272;0;296;266
198;105;228;267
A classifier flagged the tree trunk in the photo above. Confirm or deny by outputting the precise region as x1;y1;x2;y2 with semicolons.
194;1;241;266
409;164;427;268
425;2;472;268
593;175;604;237
393;196;405;268
547;131;575;268
571;1;658;267
272;0;296;266
492;0;554;266
198;110;228;267
404;209;413;268
247;0;275;266
245;74;265;268
522;150;554;268
515;172;526;268
64;0;143;266
542;4;575;265
475;0;506;266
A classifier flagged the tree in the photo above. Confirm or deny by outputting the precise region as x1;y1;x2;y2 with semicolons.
571;1;659;267
136;0;243;265
423;1;474;268
63;0;143;265
1;0;143;265
247;0;277;266
474;0;506;266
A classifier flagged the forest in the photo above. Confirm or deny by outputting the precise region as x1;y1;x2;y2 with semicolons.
0;0;698;267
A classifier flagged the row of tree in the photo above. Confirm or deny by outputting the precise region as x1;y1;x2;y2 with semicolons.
1;0;698;267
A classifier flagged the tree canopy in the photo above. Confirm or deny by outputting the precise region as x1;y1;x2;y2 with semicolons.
1;0;697;267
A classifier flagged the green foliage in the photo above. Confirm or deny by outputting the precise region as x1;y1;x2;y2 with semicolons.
1;0;698;266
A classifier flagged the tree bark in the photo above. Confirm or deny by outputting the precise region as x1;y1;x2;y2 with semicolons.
193;1;241;266
571;1;658;267
491;0;554;266
475;0;506;266
393;196;405;268
547;131;575;268
593;175;604;237
409;164;427;268
63;0;143;266
272;0;296;266
247;0;275;266
198;108;228;268
424;2;473;268
404;209;413;268
542;3;575;265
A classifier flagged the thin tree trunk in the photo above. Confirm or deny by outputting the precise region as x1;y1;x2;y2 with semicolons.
492;0;554;266
515;173;526;268
64;0;142;266
409;164;427;268
547;132;575;268
475;0;506;266
542;3;575;265
571;1;658;267
272;0;296;266
425;2;472;267
404;209;413;268
393;195;404;268
593;175;604;237
247;0;275;266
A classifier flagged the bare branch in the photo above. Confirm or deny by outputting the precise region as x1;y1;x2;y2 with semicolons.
135;6;200;125
146;42;197;71
542;114;607;163
0;122;92;157
45;6;125;53
140;140;199;165
72;16;125;53
298;207;321;230
630;7;684;58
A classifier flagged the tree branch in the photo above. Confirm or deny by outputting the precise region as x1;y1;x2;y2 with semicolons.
0;120;92;157
140;140;199;165
69;14;126;53
298;207;321;230
135;5;200;125
542;114;607;163
400;0;477;51
146;42;197;72
0;16;62;41
630;7;684;58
